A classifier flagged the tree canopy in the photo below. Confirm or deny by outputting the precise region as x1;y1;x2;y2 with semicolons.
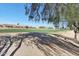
25;3;79;28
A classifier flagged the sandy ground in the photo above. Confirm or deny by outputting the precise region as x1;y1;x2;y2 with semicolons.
5;40;45;56
51;30;74;38
0;32;28;36
0;31;79;56
54;30;79;41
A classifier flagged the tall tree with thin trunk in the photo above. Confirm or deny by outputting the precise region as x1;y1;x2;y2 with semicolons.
25;3;79;40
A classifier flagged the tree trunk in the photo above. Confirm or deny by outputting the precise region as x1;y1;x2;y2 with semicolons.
73;21;79;40
74;31;77;39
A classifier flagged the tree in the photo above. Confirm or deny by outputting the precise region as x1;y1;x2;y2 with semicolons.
25;3;61;28
64;4;79;39
17;23;20;25
25;3;79;40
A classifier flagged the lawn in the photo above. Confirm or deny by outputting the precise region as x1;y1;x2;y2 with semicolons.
0;28;70;33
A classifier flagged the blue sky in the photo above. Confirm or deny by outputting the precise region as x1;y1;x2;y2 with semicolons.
0;3;53;27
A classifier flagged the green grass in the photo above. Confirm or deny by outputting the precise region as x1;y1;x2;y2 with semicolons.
0;28;70;33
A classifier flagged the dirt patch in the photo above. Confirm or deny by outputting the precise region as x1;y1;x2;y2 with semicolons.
0;31;79;56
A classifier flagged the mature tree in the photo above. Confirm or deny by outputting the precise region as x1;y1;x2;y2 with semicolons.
25;3;79;40
64;4;79;39
25;3;62;28
17;23;20;25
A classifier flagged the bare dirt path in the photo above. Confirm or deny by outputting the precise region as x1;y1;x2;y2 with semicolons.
0;31;79;56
